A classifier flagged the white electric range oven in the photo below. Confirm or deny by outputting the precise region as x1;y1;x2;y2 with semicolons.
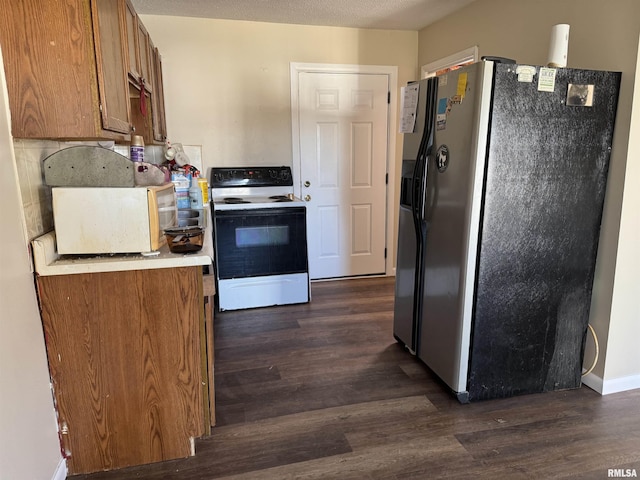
210;166;310;311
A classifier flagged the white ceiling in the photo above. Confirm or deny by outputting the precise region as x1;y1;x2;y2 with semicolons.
130;0;476;31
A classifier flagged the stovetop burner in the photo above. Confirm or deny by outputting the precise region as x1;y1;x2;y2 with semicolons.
269;195;293;202
224;197;251;204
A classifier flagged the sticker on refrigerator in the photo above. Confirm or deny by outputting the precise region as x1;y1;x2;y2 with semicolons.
437;97;449;130
436;145;450;173
457;72;468;100
567;84;594;107
537;67;557;92
516;65;536;83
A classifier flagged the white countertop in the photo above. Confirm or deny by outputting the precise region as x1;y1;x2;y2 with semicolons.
32;208;214;276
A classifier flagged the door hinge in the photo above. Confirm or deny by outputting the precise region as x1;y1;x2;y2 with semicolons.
385;173;388;185
384;247;387;259
387;91;390;104
59;420;71;458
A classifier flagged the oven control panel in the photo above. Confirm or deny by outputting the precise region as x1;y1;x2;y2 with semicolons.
210;166;293;188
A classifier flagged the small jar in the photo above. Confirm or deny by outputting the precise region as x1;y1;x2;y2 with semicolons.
130;135;144;162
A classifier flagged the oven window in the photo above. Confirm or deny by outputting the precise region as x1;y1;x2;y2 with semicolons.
214;207;308;279
236;225;289;248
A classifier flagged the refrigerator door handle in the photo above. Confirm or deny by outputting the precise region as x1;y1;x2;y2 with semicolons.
421;78;439;225
413;154;428;225
411;156;422;233
411;81;433;233
411;78;438;225
424;153;439;227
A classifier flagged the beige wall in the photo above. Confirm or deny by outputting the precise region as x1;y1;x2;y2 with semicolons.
0;49;62;480
418;0;640;386
141;16;417;266
605;34;640;385
142;16;417;170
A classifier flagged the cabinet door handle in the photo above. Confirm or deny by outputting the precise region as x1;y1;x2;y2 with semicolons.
304;181;311;187
304;195;311;201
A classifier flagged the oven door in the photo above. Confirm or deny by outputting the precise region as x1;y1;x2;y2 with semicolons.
213;206;308;279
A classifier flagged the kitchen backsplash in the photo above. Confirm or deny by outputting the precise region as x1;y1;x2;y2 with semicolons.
13;139;203;241
14;139;58;241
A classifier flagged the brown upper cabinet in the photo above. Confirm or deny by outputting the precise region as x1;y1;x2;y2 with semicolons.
151;45;168;142
137;21;153;93
123;0;166;144
0;0;166;143
93;0;132;136
124;0;153;94
124;0;140;82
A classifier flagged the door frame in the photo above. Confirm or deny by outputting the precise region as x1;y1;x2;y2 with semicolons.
420;45;478;79
290;62;398;278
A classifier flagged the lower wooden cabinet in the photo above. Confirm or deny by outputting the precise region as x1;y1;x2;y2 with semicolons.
36;266;211;475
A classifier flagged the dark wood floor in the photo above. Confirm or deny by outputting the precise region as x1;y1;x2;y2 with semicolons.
72;277;640;479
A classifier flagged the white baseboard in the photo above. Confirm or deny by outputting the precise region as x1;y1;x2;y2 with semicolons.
582;372;640;395
52;458;67;480
601;374;640;395
581;372;603;393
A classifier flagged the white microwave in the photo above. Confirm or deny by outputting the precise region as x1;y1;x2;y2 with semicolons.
52;183;177;254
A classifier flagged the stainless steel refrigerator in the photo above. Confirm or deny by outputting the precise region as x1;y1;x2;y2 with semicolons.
393;60;620;402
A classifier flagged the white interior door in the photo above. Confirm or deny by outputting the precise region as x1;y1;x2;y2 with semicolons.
298;71;389;280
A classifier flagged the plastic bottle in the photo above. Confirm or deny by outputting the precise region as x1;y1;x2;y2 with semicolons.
189;175;203;209
130;135;144;162
198;177;209;203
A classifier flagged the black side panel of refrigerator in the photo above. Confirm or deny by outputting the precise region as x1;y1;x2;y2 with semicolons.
467;65;621;401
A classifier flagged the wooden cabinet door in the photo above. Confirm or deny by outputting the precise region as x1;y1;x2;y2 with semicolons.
0;0;161;141
37;267;205;474
0;0;106;139
91;0;131;134
124;0;153;93
152;47;168;142
124;0;140;81
137;20;153;93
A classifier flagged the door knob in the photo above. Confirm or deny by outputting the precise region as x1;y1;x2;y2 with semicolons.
304;194;311;201
304;181;311;187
